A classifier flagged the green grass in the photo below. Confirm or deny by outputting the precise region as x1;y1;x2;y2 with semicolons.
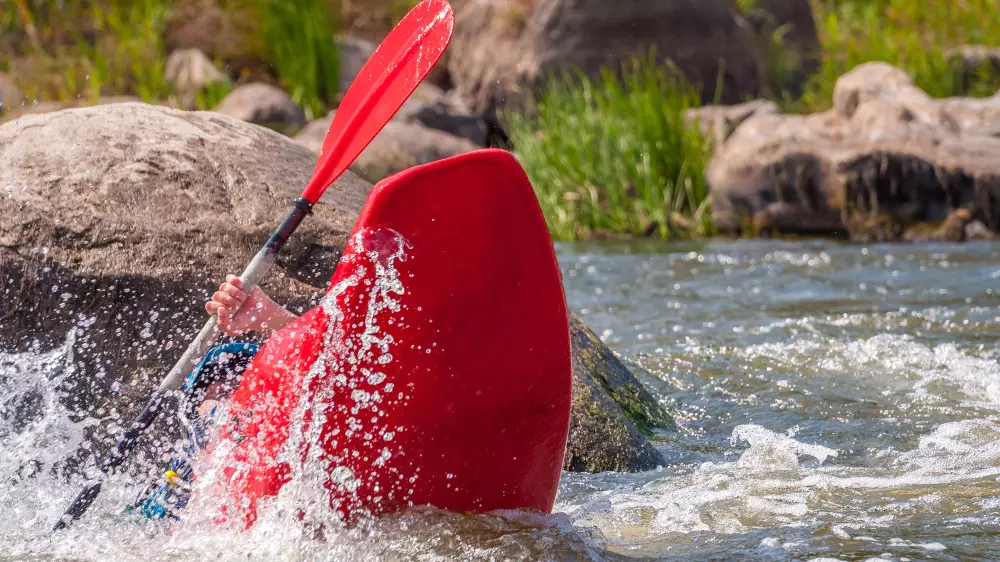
504;54;713;241
2;0;343;119
249;0;341;121
86;0;173;103
0;0;174;103
793;0;1000;112
507;0;1000;240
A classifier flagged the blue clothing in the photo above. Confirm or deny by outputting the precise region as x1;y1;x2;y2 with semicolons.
126;342;260;521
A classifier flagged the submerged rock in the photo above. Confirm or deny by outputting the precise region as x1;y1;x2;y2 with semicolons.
0;102;668;474
707;62;1000;241
566;316;672;473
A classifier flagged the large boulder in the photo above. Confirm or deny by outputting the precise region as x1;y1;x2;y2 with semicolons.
446;0;768;113
741;0;820;97
0;102;670;474
0;102;369;418
707;62;1000;241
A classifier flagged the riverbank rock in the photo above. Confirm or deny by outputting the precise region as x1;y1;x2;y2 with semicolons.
0;102;669;475
685;99;780;149
447;0;768;113
294;115;480;182
338;36;377;96
396;84;489;146
707;62;1000;241
351;121;481;181
0;74;22;114
163;0;266;80
214;82;307;135
164;48;230;110
742;0;820;97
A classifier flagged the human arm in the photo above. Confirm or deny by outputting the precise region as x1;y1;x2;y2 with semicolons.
205;274;299;337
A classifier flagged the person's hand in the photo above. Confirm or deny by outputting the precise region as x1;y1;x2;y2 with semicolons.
205;275;298;336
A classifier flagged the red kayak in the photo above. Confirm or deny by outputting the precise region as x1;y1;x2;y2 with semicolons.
210;149;572;529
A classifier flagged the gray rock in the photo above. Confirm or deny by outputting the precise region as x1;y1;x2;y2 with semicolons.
338;36;377;96
164;48;230;109
741;0;820;97
447;0;769;113
352;121;481;181
685;99;780;149
0;102;369;418
214;82;307;135
396;87;489;146
295;116;480;182
0;102;670;474
707;62;1000;241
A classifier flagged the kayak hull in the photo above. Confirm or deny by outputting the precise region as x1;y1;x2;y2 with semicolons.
214;149;573;529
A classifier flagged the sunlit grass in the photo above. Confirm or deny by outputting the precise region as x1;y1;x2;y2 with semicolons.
504;54;713;241
793;0;1000;112
249;0;341;121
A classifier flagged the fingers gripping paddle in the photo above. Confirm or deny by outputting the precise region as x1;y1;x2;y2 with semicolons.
52;0;455;532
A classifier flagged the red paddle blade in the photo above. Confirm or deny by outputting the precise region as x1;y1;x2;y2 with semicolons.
301;0;455;204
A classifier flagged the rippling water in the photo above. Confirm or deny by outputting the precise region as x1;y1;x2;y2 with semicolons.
4;239;1000;560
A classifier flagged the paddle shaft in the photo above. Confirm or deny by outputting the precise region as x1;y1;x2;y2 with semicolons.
52;198;313;531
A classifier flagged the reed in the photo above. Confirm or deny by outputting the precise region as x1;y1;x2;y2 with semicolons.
504;54;713;241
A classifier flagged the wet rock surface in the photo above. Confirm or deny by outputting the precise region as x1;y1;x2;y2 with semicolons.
566;316;673;473
0;102;668;474
707;62;1000;241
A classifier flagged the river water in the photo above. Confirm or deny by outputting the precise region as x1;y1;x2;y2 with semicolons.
3;239;1000;560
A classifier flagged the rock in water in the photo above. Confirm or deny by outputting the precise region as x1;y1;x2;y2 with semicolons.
566;316;672;472
0;102;670;474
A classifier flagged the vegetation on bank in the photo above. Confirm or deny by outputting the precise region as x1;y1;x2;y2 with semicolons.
4;0;1000;241
795;0;1000;112
0;0;343;117
506;0;1000;240
504;55;713;241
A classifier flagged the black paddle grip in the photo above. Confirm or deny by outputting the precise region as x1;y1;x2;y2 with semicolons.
266;198;314;253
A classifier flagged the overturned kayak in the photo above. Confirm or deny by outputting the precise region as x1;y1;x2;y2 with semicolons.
197;149;573;529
